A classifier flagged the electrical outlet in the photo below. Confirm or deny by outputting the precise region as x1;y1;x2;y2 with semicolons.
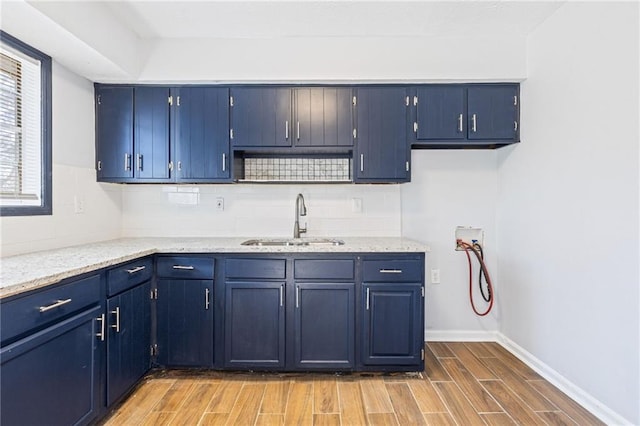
430;269;440;284
215;197;224;211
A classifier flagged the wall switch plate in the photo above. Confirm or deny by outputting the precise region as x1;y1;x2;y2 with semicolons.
430;269;441;284
215;197;224;211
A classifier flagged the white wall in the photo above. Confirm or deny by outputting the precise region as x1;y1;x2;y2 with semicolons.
497;2;639;424
0;62;122;257
401;150;499;338
121;184;401;238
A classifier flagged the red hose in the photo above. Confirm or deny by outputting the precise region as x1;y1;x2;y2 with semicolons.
458;240;494;316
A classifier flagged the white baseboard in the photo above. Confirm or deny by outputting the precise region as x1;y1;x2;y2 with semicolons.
422;331;630;425
497;334;631;426
425;329;499;342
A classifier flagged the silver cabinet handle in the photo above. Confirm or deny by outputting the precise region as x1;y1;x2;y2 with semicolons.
136;154;143;171
96;314;106;341
126;265;146;274
379;269;403;274
360;154;364;172
111;307;120;333
285;121;289;140
222;153;226;172
39;298;72;313
471;114;477;132
296;121;300;140
458;114;463;132
124;153;131;171
366;288;370;310
296;286;300;308
279;285;284;307
205;288;210;310
172;265;194;270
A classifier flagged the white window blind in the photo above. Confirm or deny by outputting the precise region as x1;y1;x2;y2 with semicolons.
0;43;42;206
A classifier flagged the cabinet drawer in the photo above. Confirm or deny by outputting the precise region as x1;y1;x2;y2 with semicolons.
1;274;101;344
362;259;423;282
294;259;354;280
156;256;214;279
225;258;286;279
107;257;153;296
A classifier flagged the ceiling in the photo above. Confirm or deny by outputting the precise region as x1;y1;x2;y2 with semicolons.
104;1;564;39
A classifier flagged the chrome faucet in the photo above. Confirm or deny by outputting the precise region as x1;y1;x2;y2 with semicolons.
293;193;307;238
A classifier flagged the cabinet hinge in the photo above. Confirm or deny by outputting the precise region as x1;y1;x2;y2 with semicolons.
97;95;101;105
514;95;518;106
413;96;418;106
406;161;410;172
413;122;418;133
229;96;234;107
176;96;181;107
97;160;102;171
421;287;425;297
151;344;158;357
405;96;409;107
352;128;357;139
421;349;425;361
230;129;234;140
168;161;174;171
168;96;173;105
150;288;158;300
352;96;357;106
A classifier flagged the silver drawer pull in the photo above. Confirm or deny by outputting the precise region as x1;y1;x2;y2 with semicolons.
172;265;195;270
205;288;210;310
111;307;120;332
39;298;72;313
96;314;106;341
379;269;403;274
126;265;146;274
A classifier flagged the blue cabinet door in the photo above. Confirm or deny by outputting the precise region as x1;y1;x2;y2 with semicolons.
0;306;102;426
355;87;409;183
134;86;171;180
294;283;355;369
230;87;292;147
95;86;133;180
106;281;151;406
294;87;354;147
362;283;422;366
467;85;519;140
224;281;285;368
156;279;214;367
414;85;466;141
175;87;230;181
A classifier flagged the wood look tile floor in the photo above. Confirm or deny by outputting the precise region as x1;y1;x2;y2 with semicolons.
102;342;604;426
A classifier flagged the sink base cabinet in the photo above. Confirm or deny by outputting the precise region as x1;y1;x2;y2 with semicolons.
0;306;103;426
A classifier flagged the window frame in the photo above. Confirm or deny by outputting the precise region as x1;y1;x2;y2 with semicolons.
0;31;52;217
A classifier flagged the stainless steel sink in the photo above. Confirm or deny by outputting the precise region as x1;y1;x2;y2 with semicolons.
241;238;345;246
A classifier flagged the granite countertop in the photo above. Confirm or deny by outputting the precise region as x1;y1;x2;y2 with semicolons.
0;237;429;299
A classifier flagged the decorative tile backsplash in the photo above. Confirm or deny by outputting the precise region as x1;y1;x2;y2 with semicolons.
243;157;351;182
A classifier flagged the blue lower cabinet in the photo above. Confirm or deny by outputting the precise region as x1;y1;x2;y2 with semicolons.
224;281;285;369
294;283;355;369
156;279;214;367
362;283;423;366
106;281;151;406
0;306;103;426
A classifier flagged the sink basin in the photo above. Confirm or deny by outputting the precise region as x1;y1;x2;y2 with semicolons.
241;238;345;247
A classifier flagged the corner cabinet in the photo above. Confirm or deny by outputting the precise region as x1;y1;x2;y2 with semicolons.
354;87;410;183
410;84;520;148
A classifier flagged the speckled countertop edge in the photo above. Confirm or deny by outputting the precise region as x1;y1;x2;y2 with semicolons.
0;237;429;299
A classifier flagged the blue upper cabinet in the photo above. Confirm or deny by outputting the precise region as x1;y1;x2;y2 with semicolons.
294;87;354;148
354;87;410;183
134;86;172;181
230;86;354;149
410;83;520;148
174;87;230;181
95;86;134;180
230;87;292;148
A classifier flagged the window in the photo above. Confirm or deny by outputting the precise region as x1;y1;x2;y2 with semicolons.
0;31;51;216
